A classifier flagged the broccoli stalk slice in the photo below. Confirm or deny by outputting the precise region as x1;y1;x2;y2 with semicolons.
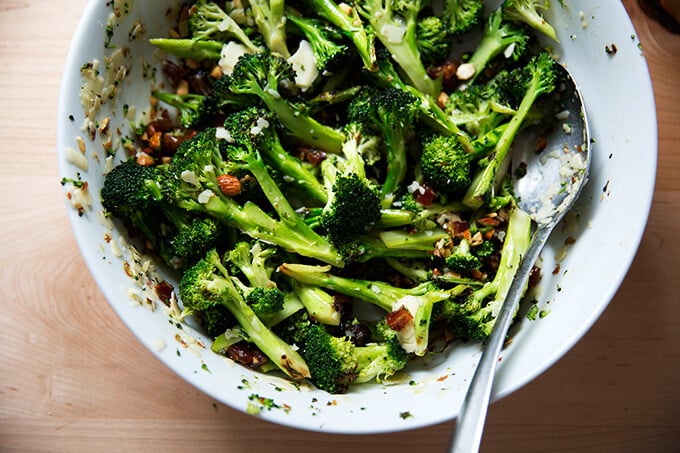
463;52;557;209
384;257;431;284
379;227;450;251
229;52;345;153
179;250;310;379
238;177;345;266
149;38;223;60
502;0;559;43
188;0;262;52
210;327;245;354
358;0;442;98
467;9;531;83
456;207;532;340
249;0;290;57
305;0;377;71
289;279;342;326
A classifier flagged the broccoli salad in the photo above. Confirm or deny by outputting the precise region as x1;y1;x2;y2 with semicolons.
97;0;571;394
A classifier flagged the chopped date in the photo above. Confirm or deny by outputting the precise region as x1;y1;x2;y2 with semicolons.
154;280;174;306
528;265;542;288
227;341;270;369
386;305;413;332
414;183;437;206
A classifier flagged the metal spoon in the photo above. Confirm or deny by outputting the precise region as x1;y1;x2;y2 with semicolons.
450;63;591;453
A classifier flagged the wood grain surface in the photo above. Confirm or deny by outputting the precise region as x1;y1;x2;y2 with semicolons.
1;1;678;452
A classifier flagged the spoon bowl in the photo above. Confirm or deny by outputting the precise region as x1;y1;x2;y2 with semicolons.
450;63;590;453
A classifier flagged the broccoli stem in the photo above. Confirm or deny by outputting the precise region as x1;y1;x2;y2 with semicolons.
359;0;441;97
259;133;329;204
257;87;345;154
289;279;342;326
379;228;450;251
250;0;290;57
149;38;223;60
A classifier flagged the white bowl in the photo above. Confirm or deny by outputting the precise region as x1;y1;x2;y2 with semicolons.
57;0;656;434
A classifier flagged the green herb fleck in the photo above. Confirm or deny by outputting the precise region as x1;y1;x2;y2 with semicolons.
526;304;539;321
399;411;413;420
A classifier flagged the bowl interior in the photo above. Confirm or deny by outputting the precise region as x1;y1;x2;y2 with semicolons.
57;0;656;434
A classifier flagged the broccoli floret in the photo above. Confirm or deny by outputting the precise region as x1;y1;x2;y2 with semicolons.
466;9;531;83
249;0;290;57
463;52;557;209
100;159;179;261
228;51;346;153
245;286;286;316
416;15;453;66
179;249;310;379
419;133;473;194
443;0;484;36
170;215;223;260
445;238;481;273
502;0;559;42
199;305;236;337
438;207;531;341
101;159;163;220
348;86;420;207
286;11;350;74
275;312;358;393
149;38;224;61
445;82;515;138
319;172;382;244
188;0;261;52
357;0;442;97
304;0;377;71
278;263;462;355
354;319;408;383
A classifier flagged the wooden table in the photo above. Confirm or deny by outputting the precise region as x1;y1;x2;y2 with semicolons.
1;1;678;451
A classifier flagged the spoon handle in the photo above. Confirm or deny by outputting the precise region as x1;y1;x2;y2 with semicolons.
449;224;554;453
